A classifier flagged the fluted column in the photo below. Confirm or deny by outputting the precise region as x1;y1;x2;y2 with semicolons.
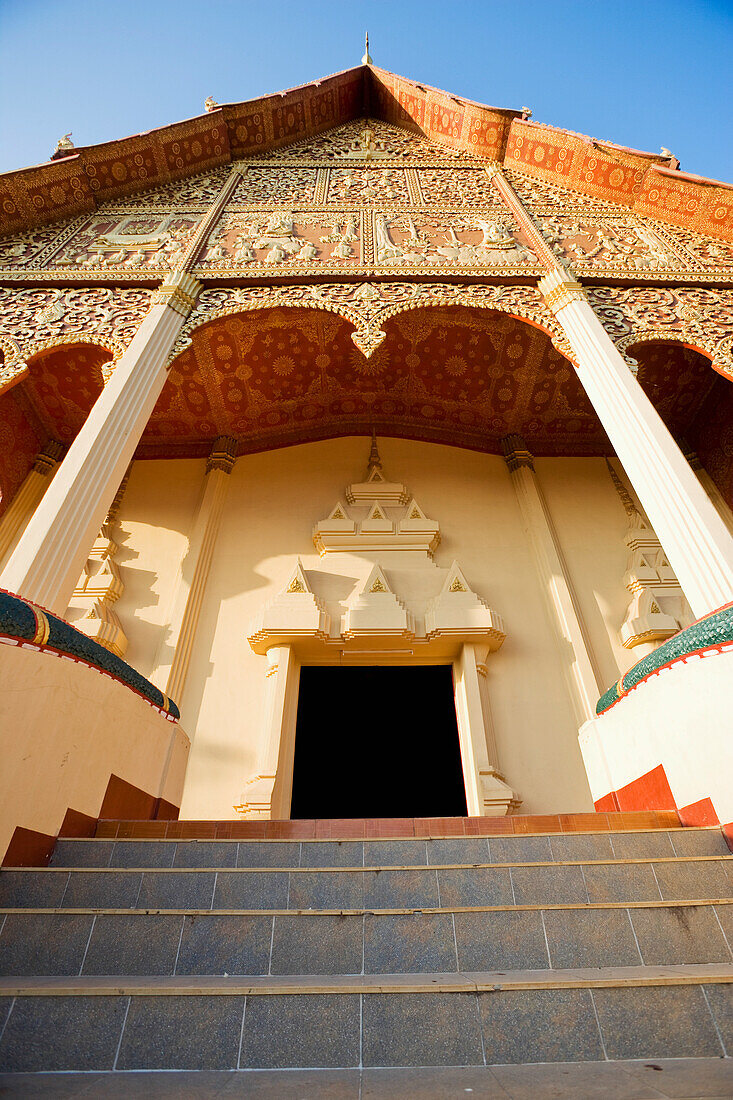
502;435;602;726
163;437;238;705
0;271;200;613
0;441;63;567
540;271;733;618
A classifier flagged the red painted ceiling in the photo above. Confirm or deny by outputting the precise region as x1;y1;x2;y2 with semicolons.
142;306;610;458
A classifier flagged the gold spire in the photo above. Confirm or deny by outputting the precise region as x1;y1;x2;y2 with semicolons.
362;31;373;65
367;429;382;474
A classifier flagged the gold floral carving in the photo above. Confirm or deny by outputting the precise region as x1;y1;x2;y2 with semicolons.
168;281;573;364
0;287;153;393
250;119;485;165
588;287;733;378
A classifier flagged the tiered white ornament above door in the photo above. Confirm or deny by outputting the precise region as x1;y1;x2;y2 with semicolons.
242;438;519;819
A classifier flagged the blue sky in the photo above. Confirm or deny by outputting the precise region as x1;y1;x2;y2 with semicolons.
1;0;731;182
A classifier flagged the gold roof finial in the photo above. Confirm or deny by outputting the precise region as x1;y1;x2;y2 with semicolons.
52;132;74;158
362;31;373;65
367;429;382;473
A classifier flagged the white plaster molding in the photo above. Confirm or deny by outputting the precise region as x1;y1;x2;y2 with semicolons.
425;562;506;647
236;645;299;818
341;564;414;641
247;560;330;655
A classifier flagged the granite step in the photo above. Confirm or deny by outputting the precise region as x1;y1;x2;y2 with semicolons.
1;901;732;977
0;967;731;1070
3;1060;733;1099
49;826;732;869
3;856;732;910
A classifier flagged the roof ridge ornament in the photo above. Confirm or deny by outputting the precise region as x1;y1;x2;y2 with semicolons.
361;31;373;65
51;132;74;159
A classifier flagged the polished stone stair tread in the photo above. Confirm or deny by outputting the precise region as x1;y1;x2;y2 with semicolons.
1;825;732;1073
49;826;732;869
3;962;733;993
1;1061;731;1100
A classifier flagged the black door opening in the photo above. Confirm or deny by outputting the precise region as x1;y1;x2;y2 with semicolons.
289;665;468;819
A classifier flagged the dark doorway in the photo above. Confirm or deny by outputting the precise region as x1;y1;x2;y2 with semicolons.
290;665;468;819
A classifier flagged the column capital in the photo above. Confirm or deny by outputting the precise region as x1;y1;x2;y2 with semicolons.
206;435;238;475
33;440;64;476
538;270;585;313
150;270;202;317
501;434;535;473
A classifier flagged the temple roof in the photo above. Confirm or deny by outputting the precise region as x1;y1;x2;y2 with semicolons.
1;64;731;242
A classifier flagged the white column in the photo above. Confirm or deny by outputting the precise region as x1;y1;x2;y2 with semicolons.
540;271;733;618
0;441;63;567
502;434;602;726
236;645;300;819
0;271;200;614
162;437;237;706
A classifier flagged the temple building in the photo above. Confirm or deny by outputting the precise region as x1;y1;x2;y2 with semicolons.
0;57;732;1080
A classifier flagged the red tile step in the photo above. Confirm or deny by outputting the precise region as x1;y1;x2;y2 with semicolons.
90;810;682;841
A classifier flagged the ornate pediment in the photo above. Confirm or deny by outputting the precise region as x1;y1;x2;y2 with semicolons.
249;119;487;166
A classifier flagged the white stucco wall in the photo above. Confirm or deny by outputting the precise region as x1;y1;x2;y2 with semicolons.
108;437;636;818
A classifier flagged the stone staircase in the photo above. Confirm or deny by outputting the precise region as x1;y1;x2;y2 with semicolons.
0;818;732;1094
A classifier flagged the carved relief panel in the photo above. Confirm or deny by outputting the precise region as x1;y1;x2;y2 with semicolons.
541;215;687;274
48;212;200;271
372;212;537;270
197;210;363;269
0;211;201;274
327;167;410;205
418;168;502;206
229;167;318;206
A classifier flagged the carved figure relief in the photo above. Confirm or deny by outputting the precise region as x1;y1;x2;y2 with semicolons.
419;168;501;206
47;214;199;271
256;118;483;163
542;216;684;272
197;211;363;269
373;213;536;268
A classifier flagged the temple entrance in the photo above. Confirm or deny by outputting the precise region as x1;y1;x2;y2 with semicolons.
289;665;468;819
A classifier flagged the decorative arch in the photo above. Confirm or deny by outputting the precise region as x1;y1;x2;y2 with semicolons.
147;299;600;459
167;282;576;368
617;329;733;380
0;286;153;397
587;286;733;382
